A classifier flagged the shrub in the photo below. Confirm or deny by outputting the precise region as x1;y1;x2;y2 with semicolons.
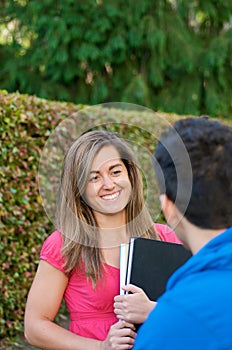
1;90;80;341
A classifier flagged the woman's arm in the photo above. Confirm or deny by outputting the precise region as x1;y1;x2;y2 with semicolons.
24;260;104;350
25;260;136;350
114;284;157;324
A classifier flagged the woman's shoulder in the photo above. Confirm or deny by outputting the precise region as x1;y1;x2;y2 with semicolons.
43;229;63;244
154;223;182;244
41;229;63;252
40;230;65;271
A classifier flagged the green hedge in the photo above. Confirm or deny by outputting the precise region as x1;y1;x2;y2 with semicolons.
1;90;229;345
1;91;81;342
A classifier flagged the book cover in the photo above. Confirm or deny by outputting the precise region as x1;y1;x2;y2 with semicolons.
121;237;192;301
120;243;129;295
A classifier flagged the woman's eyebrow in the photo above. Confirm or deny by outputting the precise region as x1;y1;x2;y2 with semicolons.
109;163;123;171
89;163;123;174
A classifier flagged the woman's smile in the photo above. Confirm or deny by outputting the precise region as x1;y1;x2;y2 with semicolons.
100;191;121;201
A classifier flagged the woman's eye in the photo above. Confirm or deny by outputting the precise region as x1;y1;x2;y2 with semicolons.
89;175;99;182
112;170;122;176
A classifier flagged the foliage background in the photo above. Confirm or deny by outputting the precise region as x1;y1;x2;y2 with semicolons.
0;90;78;345
0;0;232;118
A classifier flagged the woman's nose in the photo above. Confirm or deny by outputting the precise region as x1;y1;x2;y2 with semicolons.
102;175;115;189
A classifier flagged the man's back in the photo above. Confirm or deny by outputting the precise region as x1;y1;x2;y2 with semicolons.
133;227;232;350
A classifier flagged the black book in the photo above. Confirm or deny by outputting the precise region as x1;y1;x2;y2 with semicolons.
120;237;192;301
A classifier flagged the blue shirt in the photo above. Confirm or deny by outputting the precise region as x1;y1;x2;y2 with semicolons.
133;227;232;350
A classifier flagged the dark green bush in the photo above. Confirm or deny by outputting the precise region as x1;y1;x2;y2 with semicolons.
1;1;232;117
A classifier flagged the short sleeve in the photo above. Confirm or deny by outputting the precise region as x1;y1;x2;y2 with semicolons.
154;223;182;244
40;230;65;272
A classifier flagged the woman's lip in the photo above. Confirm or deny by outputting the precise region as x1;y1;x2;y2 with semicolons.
100;191;120;200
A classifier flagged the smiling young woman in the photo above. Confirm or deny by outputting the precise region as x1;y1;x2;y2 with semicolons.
24;130;181;350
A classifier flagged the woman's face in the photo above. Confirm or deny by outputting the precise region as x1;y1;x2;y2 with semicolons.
84;145;132;217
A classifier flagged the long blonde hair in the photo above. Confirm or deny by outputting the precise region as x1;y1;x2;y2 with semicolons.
56;130;159;285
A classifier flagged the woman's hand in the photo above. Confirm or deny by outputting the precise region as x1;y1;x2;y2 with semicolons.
101;320;136;350
114;284;157;324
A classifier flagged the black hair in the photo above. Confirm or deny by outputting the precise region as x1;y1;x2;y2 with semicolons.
153;117;232;229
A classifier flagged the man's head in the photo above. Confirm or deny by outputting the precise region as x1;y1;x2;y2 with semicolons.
153;117;232;229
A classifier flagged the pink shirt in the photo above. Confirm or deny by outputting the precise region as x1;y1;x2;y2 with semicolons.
40;224;181;340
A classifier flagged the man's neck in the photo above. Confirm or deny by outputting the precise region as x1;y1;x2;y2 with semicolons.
177;218;226;254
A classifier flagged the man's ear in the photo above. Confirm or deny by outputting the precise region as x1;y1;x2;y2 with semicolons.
160;194;177;226
160;194;170;214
